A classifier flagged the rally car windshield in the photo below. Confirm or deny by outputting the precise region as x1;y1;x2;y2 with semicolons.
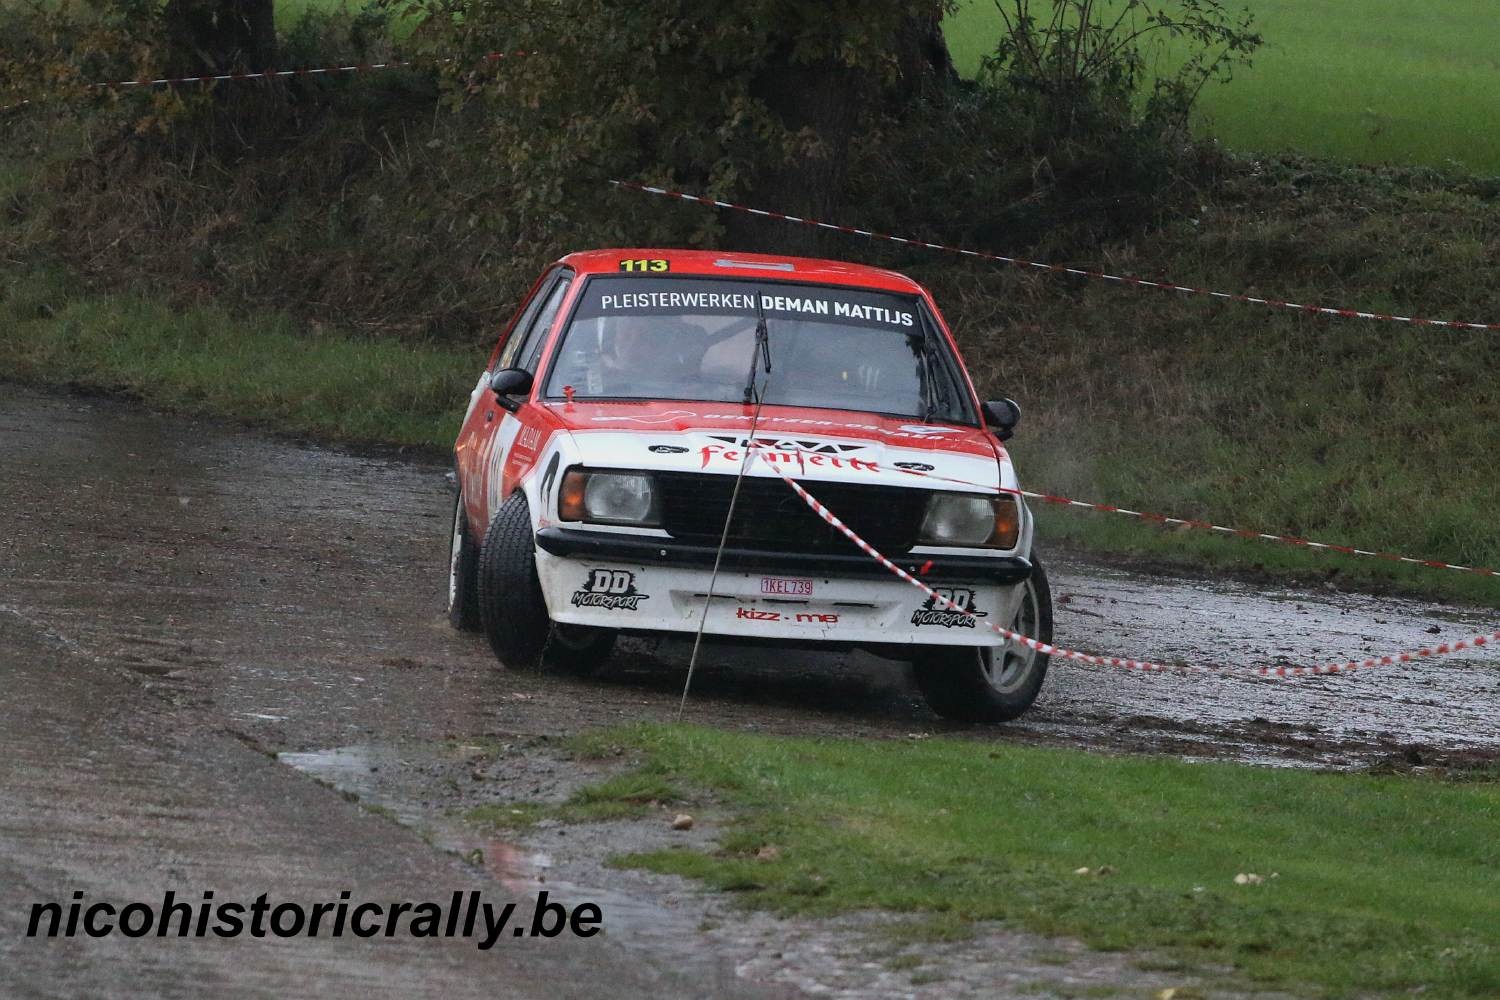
542;276;975;423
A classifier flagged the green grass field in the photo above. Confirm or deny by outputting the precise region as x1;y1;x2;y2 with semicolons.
473;725;1500;998
946;1;1500;175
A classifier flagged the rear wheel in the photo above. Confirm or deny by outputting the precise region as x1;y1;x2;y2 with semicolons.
477;492;616;674
911;557;1053;723
447;491;481;632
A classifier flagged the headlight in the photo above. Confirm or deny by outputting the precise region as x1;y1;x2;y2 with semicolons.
559;469;660;526
917;492;1020;548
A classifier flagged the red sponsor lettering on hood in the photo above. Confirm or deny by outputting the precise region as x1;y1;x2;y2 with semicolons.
541;400;1002;459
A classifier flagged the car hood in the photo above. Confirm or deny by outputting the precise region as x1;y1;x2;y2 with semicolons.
539;400;1012;493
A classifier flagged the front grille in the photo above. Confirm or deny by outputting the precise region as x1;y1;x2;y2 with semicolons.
655;471;928;556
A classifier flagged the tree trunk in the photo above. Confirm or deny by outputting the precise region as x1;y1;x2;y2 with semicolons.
894;9;960;99
163;0;277;75
734;56;863;256
732;9;957;257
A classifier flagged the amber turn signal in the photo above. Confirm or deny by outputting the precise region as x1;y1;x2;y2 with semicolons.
558;468;589;521
990;494;1021;549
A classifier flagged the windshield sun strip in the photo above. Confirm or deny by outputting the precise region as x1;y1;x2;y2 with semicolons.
536;273;979;427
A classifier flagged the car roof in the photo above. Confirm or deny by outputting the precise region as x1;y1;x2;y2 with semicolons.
557;249;926;295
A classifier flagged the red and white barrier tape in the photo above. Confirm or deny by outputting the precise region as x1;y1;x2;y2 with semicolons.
1;51;524;115
745;446;1496;678
610;180;1500;334
755;444;1497;583
13;67;1499;334
9;57;1499;337
888;464;1498;582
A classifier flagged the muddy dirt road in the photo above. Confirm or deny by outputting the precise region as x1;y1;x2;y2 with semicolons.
2;383;1495;997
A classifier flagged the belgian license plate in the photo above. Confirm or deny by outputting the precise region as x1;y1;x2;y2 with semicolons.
759;576;813;597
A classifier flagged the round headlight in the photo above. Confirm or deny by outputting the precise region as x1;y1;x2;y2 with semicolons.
583;473;658;525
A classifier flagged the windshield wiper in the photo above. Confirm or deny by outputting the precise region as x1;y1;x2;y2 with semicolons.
743;295;773;405
911;322;939;422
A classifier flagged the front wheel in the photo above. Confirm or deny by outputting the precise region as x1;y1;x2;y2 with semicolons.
543;623;617;676
911;556;1054;723
477;492;616;675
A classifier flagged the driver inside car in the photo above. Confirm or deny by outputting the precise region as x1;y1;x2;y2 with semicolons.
591;316;702;396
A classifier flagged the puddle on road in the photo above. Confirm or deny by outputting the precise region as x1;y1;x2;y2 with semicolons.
1030;556;1500;768
277;745;434;827
276;742;746;988
274;739;1284;1000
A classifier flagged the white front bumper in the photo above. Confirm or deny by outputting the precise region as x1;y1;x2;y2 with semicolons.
537;549;1023;647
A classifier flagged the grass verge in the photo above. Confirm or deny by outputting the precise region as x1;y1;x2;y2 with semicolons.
573;724;1500;999
0;266;473;449
465;770;683;830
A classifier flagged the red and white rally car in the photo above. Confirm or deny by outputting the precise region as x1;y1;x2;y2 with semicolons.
448;249;1054;722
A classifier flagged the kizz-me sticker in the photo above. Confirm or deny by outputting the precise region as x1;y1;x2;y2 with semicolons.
571;569;649;611
735;607;839;625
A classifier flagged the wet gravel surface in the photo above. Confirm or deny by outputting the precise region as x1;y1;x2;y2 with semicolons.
2;383;1495;997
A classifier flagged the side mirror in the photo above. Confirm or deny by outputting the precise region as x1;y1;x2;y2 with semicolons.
981;398;1021;441
489;367;533;411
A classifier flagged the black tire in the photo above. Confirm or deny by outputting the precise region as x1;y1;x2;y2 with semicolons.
447;491;482;632
911;556;1054;723
543;623;617;677
477;492;616;675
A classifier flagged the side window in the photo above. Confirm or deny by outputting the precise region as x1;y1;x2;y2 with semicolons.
493;273;555;371
496;273;571;373
521;275;572;372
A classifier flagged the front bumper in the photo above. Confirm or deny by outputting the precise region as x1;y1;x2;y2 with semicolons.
536;527;1032;585
535;527;1029;648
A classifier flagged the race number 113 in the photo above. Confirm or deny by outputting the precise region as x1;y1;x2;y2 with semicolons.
618;258;669;272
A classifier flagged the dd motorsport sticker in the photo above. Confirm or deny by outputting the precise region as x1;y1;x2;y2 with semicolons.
572;570;649;611
911;588;986;628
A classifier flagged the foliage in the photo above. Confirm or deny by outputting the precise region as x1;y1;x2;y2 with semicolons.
831;3;1260;259
981;0;1260;139
390;0;956;280
0;0;166;110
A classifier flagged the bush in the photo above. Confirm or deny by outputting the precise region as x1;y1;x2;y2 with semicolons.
984;0;1261;140
839;1;1258;260
1;0;1261;339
